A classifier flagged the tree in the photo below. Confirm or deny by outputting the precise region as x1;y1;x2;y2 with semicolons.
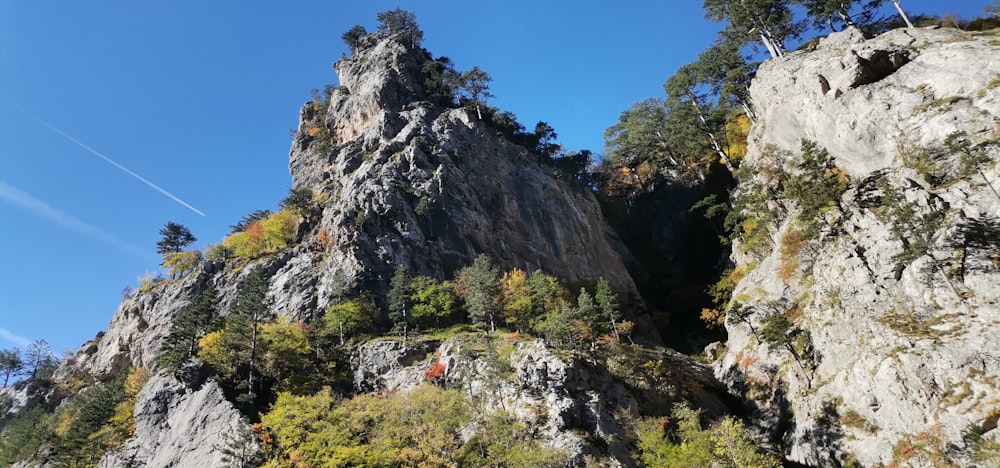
388;266;413;339
457;66;495;120
376;8;424;46
157;221;197;258
230;209;272;234
594;278;622;343
323;294;377;345
457;254;501;332
532;121;561;158
25;339;55;380
500;269;532;332
889;0;915;28
0;348;24;386
703;0;804;59
794;0;877;30
342;24;368;52
215;266;272;407
421;56;460;106
260;316;314;390
159;286;217;371
604;98;673;168
409;276;459;330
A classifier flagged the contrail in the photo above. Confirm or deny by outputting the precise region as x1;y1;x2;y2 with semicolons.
0;327;32;348
0;181;152;261
12;106;206;216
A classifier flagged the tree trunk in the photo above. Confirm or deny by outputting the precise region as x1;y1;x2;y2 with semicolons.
892;0;915;28
686;93;738;175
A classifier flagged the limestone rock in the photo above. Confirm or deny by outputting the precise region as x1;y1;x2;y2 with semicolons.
716;26;1000;467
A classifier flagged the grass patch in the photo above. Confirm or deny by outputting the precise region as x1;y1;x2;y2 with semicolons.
913;96;966;114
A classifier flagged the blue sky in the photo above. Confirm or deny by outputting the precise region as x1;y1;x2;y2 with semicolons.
0;1;987;357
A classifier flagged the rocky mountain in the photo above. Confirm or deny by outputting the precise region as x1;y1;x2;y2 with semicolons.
1;31;705;467
710;26;1000;467
3;22;999;468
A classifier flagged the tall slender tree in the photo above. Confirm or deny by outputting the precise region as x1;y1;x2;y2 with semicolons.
457;66;494;120
457;254;501;332
159;286;218;371
226;266;271;405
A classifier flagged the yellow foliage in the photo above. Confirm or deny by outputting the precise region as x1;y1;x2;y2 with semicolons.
163;249;201;278
197;330;228;370
724;111;751;165
222;209;301;260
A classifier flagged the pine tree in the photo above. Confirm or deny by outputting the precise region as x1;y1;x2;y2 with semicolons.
457;67;494;120
157;221;197;257
594;278;622;343
159;286;218;371
457;254;501;332
0;348;24;386
226;266;271;407
387;266;412;339
376;8;424;46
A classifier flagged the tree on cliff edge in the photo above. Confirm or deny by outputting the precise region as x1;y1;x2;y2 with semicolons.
376;8;424;46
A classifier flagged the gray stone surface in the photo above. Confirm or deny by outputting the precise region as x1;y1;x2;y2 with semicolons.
715;26;1000;467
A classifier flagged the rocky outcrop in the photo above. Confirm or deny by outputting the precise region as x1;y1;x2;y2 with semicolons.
287;32;637;301
351;336;728;466
100;369;245;467
714;27;1000;466
4;32;650;467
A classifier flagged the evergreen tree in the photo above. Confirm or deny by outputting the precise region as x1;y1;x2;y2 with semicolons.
230;210;272;234
0;348;23;386
387;266;413;339
703;0;804;59
24;339;55;380
593;278;622;342
376;8;423;46
159;286;218;371
457;66;494;120
341;24;368;52
224;266;271;406
157;221;197;257
457;254;501;332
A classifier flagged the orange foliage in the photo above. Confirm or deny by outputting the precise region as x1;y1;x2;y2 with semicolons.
739;354;759;371
778;228;806;283
246;221;264;245
424;360;446;380
700;308;726;329
307;126;322;137
315;226;333;251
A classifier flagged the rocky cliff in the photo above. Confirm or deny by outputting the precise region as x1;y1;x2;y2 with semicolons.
712;26;1000;466
0;33;685;467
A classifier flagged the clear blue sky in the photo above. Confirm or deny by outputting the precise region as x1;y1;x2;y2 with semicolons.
0;1;987;356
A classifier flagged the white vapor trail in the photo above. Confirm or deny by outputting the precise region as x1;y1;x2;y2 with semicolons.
0;181;151;260
0;327;32;348
13;106;206;216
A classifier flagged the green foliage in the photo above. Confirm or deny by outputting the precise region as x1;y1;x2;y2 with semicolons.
409;276;459;330
200;266;271;409
0;347;23;386
260;316;314;391
25;339;56;380
341;24;367;52
965;421;1000;465
726;169;777;258
0;406;52;465
456;66;494;119
261;384;566;467
703;0;804;59
784;140;850;238
421;55;460;106
159;286;218;371
594;278;622;341
376;7;423;46
876;178;946;266
323;294;377;345
157;221;196;265
387;266;412;336
635;403;778;467
457;254;501;331
53;369;130;465
761;313;793;350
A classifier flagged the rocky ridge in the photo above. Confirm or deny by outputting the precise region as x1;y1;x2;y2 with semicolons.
3;32;670;466
712;26;1000;466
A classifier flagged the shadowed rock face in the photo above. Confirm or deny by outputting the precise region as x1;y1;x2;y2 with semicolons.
715;27;1000;467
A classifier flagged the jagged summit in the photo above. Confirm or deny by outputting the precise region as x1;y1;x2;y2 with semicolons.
285;33;637;299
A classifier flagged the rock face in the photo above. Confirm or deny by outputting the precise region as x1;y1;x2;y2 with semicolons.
287;33;637;300
714;27;1000;466
8;33;648;466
